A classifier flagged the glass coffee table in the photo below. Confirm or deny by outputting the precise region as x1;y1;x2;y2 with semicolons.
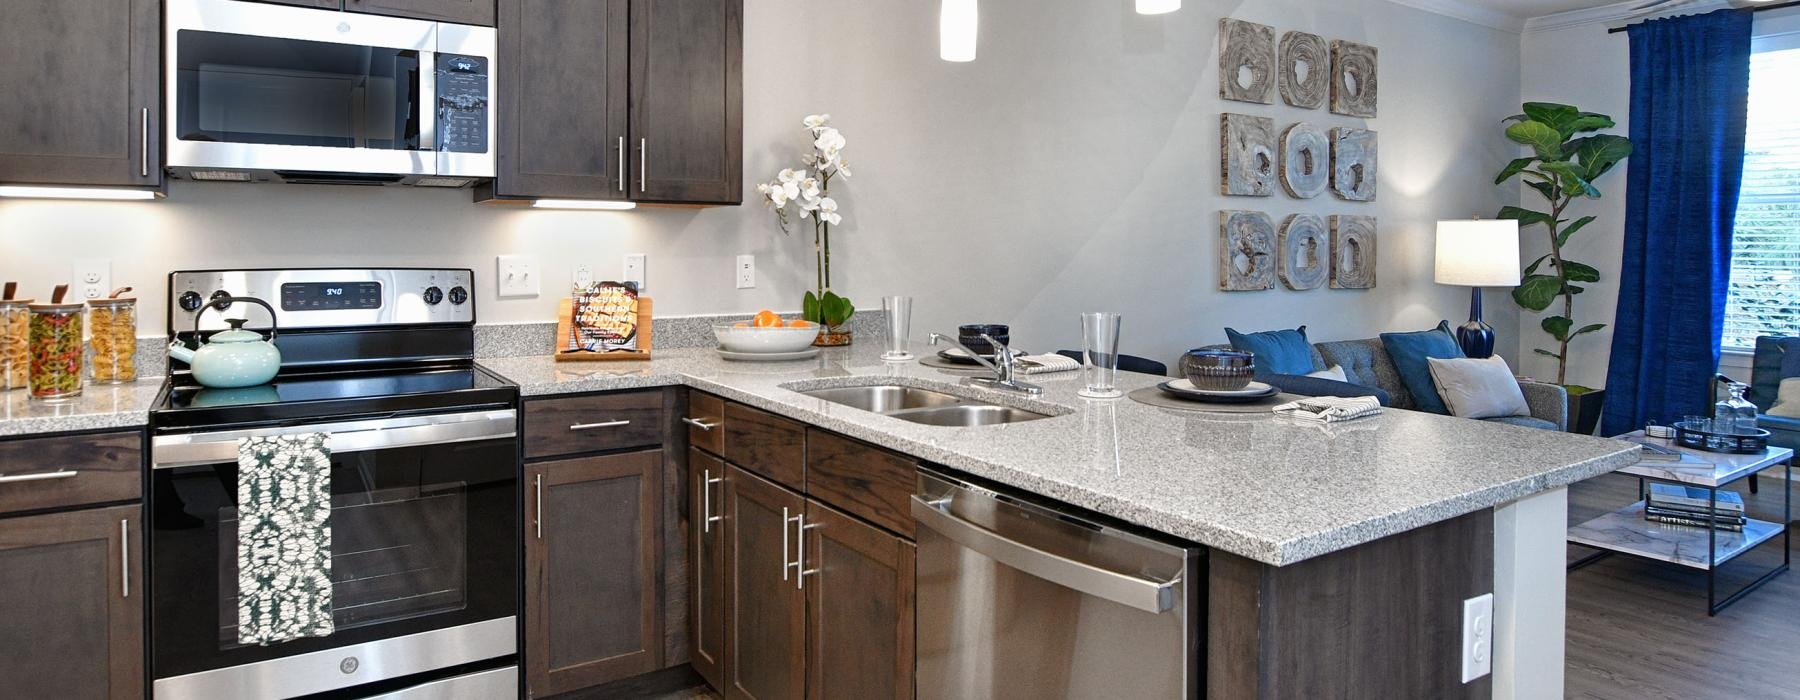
1566;430;1792;616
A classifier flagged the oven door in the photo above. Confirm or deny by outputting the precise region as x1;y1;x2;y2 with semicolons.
150;410;519;699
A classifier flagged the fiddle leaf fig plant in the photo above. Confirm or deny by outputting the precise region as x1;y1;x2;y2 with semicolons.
1493;102;1632;389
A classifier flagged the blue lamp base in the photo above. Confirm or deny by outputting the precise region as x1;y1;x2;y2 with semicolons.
1456;287;1496;359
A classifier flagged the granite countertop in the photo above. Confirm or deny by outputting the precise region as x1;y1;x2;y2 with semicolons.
0;378;165;437
480;343;1640;566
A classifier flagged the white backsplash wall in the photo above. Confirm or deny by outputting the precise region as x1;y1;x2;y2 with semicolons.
0;0;1519;368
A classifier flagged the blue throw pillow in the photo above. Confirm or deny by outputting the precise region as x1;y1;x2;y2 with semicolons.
1379;321;1466;414
1261;373;1393;406
1782;338;1800;379
1226;325;1324;376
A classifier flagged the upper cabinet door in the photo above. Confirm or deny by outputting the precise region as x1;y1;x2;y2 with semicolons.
629;0;742;204
347;0;497;26
0;0;160;187
489;0;630;199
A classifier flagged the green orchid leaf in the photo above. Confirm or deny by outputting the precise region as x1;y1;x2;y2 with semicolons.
1542;315;1574;341
1505;121;1564;161
1561;261;1600;282
1533;348;1561;358
1498;206;1554;227
1556;216;1596;247
819;291;855;327
1522;254;1552;277
1512;274;1563;311
1495;157;1537;184
1573;323;1606;337
802;291;822;324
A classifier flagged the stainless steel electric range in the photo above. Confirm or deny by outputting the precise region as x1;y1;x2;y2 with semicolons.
148;268;520;699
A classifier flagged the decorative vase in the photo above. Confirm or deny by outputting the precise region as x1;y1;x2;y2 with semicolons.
814;325;852;347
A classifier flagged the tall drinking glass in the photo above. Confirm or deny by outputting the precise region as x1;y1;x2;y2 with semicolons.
1079;312;1123;399
882;296;913;360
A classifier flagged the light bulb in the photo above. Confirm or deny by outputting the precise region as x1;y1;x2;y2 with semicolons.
1136;0;1180;14
940;0;978;62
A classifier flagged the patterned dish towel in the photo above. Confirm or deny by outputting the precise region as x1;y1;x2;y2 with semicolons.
1272;395;1383;423
1016;353;1081;375
237;433;335;646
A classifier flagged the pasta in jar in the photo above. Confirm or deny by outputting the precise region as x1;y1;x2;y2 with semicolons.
0;298;28;391
88;293;137;383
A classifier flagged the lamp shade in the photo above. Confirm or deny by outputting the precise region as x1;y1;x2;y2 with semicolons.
1434;219;1521;287
940;0;978;62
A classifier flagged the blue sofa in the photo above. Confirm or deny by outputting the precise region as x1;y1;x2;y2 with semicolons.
1748;336;1800;451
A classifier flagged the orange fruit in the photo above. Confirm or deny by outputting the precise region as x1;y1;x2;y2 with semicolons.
788;319;812;328
752;310;781;328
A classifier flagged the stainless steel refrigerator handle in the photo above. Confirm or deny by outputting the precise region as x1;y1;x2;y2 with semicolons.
0;470;78;484
151;409;517;468
910;495;1177;614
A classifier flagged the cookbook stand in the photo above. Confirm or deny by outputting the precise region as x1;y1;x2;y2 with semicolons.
553;296;653;362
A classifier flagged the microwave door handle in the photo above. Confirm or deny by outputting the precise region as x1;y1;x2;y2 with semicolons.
418;49;436;155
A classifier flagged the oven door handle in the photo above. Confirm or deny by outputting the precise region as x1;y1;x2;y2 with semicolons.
151;409;518;468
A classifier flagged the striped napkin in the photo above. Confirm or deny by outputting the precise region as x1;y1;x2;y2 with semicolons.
1016;353;1081;375
1272;395;1383;423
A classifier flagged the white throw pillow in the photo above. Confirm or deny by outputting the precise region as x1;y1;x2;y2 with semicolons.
1306;364;1348;382
1426;356;1531;420
1772;377;1800;418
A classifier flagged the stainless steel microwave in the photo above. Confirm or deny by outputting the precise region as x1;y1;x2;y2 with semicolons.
164;0;496;187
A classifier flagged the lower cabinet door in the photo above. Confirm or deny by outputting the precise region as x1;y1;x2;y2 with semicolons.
803;498;915;700
722;464;806;700
689;448;727;690
525;451;663;698
0;504;142;700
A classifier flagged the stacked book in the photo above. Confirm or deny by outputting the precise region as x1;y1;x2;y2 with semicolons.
1645;484;1747;532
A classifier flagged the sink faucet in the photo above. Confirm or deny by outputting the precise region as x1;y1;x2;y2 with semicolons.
929;332;1043;396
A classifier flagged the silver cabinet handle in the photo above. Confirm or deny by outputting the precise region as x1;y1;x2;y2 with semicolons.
796;517;822;590
120;519;130;598
534;473;544;539
0;470;77;484
781;506;793;581
910;495;1178;614
617;136;625;192
638;138;647;193
569;420;631;431
139;107;149;178
702;470;724;533
681;417;718;432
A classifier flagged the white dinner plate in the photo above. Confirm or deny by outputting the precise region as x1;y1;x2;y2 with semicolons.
717;348;820;362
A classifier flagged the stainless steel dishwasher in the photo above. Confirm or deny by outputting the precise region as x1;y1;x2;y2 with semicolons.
913;467;1203;699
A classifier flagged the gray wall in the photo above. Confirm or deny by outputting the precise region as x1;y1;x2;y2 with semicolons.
0;0;1522;369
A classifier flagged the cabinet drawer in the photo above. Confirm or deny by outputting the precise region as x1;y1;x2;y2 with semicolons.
0;432;142;515
686;392;725;456
805;429;917;539
526;390;666;459
723;402;804;491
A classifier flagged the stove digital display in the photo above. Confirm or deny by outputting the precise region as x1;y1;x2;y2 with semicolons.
281;281;383;311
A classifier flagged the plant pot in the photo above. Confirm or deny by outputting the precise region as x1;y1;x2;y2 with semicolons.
1566;387;1605;435
813;325;852;347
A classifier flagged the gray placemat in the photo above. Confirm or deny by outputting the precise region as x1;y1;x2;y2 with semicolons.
918;355;993;373
1127;386;1303;413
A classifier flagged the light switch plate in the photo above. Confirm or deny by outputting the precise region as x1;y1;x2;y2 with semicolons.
497;255;539;298
1462;593;1494;683
736;255;755;289
623;254;647;291
72;259;111;300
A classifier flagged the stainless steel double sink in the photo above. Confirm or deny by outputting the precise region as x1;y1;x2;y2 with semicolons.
798;385;1052;427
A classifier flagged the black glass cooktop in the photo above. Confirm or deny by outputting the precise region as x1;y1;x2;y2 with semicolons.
153;363;517;432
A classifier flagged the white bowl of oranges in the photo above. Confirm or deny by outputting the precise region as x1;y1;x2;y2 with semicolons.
713;311;819;353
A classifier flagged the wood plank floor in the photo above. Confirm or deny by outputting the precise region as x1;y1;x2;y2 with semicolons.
1566;472;1799;700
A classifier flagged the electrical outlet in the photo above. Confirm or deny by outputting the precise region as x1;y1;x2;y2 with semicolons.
1461;593;1494;683
623;254;647;291
496;255;540;298
72;259;111;300
572;263;595;287
736;255;755;289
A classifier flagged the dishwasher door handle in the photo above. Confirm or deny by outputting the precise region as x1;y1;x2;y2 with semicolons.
911;495;1177;614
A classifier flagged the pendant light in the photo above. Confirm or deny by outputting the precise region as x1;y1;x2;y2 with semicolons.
1136;0;1180;14
940;0;978;62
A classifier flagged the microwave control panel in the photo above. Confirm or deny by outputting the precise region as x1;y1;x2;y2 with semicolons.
436;54;489;154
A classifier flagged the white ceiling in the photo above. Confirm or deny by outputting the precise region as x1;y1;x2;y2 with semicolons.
1454;0;1630;20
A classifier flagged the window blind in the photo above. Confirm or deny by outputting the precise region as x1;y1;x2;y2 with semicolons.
1723;46;1800;351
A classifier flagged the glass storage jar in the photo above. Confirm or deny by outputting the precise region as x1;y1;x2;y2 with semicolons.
28;297;85;400
88;292;137;384
0;295;30;391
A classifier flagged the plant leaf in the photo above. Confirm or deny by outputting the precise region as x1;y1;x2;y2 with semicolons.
819;291;855;327
1561;114;1615;138
1498;206;1554;228
802;291;822;324
1539;161;1600;198
1512;274;1562;311
1573;134;1633;181
1566;284;1586;295
1526;180;1559;202
1556;216;1596;247
1522;254;1551;276
1495;157;1536;184
1505;121;1563;161
1573;323;1606;337
1521;102;1579;130
1561;261;1600;282
1534;348;1561;358
1542;315;1574;341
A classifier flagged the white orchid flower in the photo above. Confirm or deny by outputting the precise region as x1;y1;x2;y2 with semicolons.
781;180;800;201
835;160;851;178
818;197;842;226
803;114;831;129
800;178;821;199
767;184;790;208
777;168;807;185
814;128;845;155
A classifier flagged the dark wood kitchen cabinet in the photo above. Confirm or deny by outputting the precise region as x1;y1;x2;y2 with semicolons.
688;448;727;691
803;498;915;700
0;0;161;188
479;0;741;205
0;504;143;700
525;450;663;697
629;0;743;204
721;464;807;700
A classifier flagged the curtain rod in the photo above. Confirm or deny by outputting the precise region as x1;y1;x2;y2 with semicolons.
1607;0;1800;33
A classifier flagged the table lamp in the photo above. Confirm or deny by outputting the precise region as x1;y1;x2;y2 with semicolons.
1435;219;1521;358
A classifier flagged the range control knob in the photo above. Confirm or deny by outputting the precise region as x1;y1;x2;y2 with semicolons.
208;290;233;310
177;291;205;312
422;286;444;305
447;286;468;305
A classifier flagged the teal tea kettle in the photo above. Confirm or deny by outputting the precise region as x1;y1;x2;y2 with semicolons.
168;296;282;389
